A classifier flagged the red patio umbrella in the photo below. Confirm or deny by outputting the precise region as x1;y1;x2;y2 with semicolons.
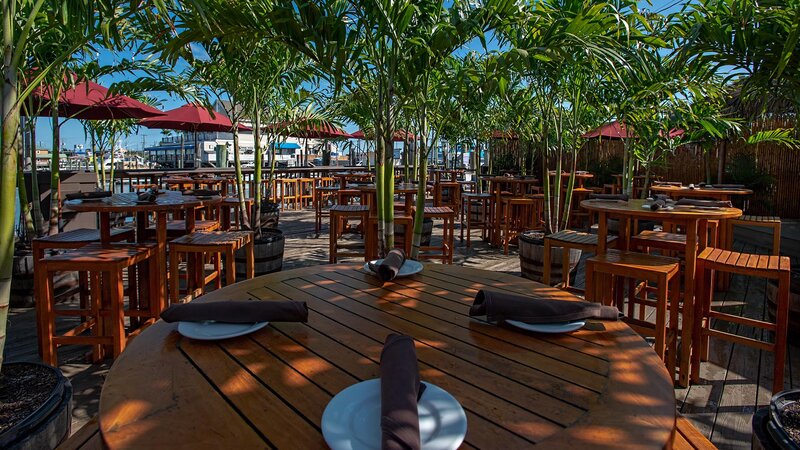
139;103;251;168
266;119;351;166
582;121;685;140
30;78;164;120
582;121;633;140
490;130;519;140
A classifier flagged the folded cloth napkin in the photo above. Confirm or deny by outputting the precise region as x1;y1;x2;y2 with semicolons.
137;191;157;203
650;195;671;211
65;191;111;200
708;184;745;189
369;249;406;282
182;189;219;197
160;300;308;323
469;290;619;324
676;198;732;208
588;193;629;201
381;334;425;450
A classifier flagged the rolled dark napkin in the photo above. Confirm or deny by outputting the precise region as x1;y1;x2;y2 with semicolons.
182;189;219;197
369;249;406;282
380;334;424;450
65;190;112;200
588;193;629;201
469;289;619;324
137;191;157;203
160;300;308;323
675;198;732;208
649;194;672;211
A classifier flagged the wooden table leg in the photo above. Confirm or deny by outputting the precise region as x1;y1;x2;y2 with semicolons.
596;211;608;254
156;212;168;312
680;219;699;387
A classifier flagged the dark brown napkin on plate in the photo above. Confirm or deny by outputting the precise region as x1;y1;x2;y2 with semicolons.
381;334;424;450
650;194;672;211
160;300;308;323
469;290;619;324
65;191;111;200
676;198;732;208
588;193;629;201
137;191;156;203
182;189;219;197
369;249;406;282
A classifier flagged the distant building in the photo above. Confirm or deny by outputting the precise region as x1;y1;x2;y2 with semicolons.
143;100;339;168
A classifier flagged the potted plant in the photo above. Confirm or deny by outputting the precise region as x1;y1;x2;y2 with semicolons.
753;389;800;450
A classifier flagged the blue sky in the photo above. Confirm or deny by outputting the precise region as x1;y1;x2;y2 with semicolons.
35;0;686;152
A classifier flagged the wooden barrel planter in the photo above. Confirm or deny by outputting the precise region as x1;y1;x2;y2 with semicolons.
11;250;77;308
767;273;800;341
518;231;581;285
394;218;433;247
236;228;284;278
0;363;72;450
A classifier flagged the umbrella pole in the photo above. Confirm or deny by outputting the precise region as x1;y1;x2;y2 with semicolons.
194;131;199;169
180;133;184;169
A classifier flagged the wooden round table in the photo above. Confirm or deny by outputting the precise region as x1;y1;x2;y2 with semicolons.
99;264;677;449
580;198;742;385
65;191;220;311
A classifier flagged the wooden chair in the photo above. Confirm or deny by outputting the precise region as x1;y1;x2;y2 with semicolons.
36;243;159;366
461;193;492;247
329;205;370;263
434;182;461;217
277;178;300;210
168;231;254;304
543;230;617;290
727;215;781;255
586;249;682;382
415;206;455;264
693;247;791;393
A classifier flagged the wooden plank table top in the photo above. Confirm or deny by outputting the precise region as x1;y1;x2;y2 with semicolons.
98;264;677;450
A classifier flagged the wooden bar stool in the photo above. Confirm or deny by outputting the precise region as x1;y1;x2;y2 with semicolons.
586;249;682;381
36;243;159;366
314;186;339;236
329;205;370;263
727;215;781;255
337;188;361;206
693;248;791;393
434;182;461;217
502;196;544;255
278;178;300;210
415;206;455;264
461;193;492;247
543;230;617;289
298;178;315;208
168;231;254;304
220;197;254;231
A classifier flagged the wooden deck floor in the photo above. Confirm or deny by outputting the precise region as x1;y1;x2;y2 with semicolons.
5;207;798;448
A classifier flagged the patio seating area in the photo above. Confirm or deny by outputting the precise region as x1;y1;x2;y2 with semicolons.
6;197;799;448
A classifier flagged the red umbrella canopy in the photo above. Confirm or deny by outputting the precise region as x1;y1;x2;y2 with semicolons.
582;121;633;139
31;79;164;120
491;130;519;140
268;119;349;139
139;103;250;132
582;121;685;140
351;129;415;141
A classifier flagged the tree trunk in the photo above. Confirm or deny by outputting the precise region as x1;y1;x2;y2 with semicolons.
253;113;262;233
411;140;428;259
48;99;60;235
17;154;34;244
1;40;21;369
26;113;42;235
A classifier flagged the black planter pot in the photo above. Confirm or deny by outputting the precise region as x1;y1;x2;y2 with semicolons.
0;363;72;450
754;407;781;450
767;389;800;449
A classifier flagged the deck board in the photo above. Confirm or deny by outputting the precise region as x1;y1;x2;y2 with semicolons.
5;207;799;449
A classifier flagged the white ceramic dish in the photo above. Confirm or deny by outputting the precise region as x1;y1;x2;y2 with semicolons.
177;321;269;340
363;259;424;278
505;320;586;334
322;379;467;450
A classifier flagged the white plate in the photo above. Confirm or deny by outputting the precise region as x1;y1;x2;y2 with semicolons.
363;259;424;278
505;320;586;334
177;321;269;340
322;379;467;450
